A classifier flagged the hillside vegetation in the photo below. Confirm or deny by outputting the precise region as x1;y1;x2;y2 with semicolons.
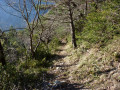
1;0;120;89
47;0;120;89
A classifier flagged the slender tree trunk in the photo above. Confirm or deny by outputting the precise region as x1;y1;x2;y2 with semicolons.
28;21;35;58
0;41;6;66
85;0;88;15
30;33;35;58
68;2;77;49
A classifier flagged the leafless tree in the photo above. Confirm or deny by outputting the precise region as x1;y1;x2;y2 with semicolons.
4;0;55;58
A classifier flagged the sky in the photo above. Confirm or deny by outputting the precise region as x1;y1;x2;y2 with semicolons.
0;0;54;30
0;1;26;30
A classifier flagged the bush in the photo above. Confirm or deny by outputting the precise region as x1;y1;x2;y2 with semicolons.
0;64;19;89
0;60;48;90
76;2;120;47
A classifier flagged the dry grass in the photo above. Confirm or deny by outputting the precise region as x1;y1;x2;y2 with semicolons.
66;37;120;89
48;36;120;89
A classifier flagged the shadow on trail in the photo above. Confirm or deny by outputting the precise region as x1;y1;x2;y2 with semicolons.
51;54;66;61
94;68;116;75
56;83;86;90
41;74;87;90
44;42;91;90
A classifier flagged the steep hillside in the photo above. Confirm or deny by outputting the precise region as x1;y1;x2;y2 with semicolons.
47;38;120;89
47;0;120;89
1;0;120;90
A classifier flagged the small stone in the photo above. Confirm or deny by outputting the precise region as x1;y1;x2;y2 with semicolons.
52;80;67;89
114;83;120;90
56;67;60;70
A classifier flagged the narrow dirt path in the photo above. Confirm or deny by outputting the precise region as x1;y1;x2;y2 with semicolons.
47;41;120;90
47;43;84;90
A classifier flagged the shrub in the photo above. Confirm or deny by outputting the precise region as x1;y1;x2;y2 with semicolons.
76;2;120;47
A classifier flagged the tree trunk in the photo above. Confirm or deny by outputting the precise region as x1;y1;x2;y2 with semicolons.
85;0;88;15
30;31;35;58
68;2;77;49
0;41;6;66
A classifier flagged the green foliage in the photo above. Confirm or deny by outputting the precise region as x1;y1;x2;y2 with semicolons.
49;37;61;52
19;58;52;70
2;0;120;89
48;9;55;15
18;59;48;72
114;52;120;62
34;43;51;60
113;0;120;4
0;26;54;89
0;59;48;89
75;17;85;32
0;64;19;89
90;2;98;11
76;2;120;47
3;28;27;62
